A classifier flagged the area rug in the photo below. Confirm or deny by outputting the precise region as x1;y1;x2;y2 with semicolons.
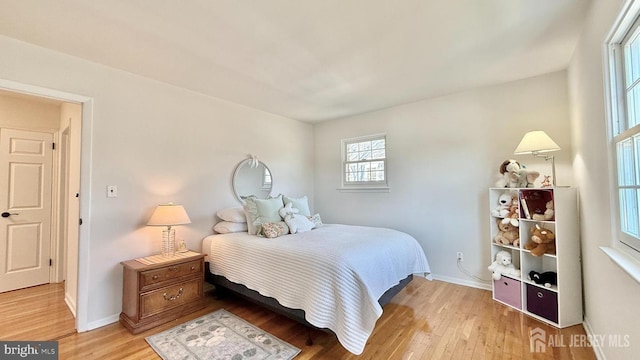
146;309;300;360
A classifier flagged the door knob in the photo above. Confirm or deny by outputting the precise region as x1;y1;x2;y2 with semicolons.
1;212;18;218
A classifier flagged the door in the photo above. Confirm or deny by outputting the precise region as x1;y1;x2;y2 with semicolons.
0;128;53;292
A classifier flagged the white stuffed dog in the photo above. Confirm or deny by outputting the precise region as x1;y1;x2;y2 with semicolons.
488;250;521;280
279;202;315;234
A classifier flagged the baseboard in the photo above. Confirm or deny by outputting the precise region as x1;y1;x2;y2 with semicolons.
583;318;606;360
64;293;77;318
87;314;120;331
431;274;492;291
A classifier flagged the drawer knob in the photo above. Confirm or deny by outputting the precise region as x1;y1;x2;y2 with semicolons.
152;275;159;280
163;287;184;301
537;292;544;298
191;266;195;271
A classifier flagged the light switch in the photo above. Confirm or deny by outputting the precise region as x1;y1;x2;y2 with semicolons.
107;185;118;198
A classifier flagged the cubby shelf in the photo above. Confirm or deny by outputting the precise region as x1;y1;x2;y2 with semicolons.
489;187;582;328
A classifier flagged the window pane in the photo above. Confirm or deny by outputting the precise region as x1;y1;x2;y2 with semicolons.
371;171;385;181
347;152;359;161
371;160;384;170
617;139;636;186
359;150;372;160
347;143;358;153
371;149;385;159
620;189;640;237
359;142;371;151
371;139;385;150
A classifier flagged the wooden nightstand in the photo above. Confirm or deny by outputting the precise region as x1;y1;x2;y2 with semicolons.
119;251;206;334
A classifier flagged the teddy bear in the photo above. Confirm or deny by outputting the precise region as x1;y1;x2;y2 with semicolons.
528;270;557;288
524;224;556;256
496;159;540;188
494;219;520;247
279;202;315;234
488;250;521;280
502;194;520;227
491;191;512;218
532;200;554;221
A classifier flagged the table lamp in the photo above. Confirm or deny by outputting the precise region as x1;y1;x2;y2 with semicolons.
513;130;561;186
147;203;191;256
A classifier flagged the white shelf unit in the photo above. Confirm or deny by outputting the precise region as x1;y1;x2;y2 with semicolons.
489;187;582;328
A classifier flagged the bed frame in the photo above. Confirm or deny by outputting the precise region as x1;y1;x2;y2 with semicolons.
204;262;412;340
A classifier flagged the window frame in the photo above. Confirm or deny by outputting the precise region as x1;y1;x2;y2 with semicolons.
340;134;389;190
605;0;640;257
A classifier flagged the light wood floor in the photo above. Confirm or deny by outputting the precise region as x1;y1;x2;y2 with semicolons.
0;278;595;359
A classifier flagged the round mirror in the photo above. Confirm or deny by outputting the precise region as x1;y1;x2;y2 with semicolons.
232;159;273;203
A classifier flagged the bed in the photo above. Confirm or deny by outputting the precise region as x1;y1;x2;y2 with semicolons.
202;223;431;355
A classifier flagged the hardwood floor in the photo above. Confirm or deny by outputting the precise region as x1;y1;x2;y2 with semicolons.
0;278;595;359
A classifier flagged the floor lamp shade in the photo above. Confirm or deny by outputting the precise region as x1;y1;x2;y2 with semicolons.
147;203;191;256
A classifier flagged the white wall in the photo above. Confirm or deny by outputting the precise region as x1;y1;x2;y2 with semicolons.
314;71;572;288
0;35;314;328
568;0;640;359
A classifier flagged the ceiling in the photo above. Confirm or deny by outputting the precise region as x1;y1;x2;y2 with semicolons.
0;0;592;123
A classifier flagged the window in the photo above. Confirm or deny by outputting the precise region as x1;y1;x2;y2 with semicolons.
606;2;640;254
342;135;387;187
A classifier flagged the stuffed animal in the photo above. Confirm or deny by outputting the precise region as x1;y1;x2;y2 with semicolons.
496;159;540;188
528;270;558;288
488;250;521;280
524;224;556;256
532;200;554;221
502;193;520;227
491;191;512;218
494;219;520;247
279;202;315;234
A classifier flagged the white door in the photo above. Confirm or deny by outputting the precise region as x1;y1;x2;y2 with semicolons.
0;128;53;293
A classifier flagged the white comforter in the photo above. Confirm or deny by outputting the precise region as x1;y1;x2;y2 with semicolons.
206;224;431;355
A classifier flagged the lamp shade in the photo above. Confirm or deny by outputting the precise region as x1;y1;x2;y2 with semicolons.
513;130;561;155
147;203;191;226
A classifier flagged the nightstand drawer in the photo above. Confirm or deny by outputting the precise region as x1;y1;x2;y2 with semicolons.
140;259;202;290
140;278;202;319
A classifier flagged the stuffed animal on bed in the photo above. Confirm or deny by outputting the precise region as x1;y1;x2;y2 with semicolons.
279;202;315;234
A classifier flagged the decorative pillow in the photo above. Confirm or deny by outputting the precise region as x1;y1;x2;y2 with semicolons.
308;213;323;228
213;221;248;234
244;195;284;235
261;221;289;238
283;195;311;216
216;207;246;223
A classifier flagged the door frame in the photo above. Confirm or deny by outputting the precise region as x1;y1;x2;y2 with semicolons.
0;79;93;332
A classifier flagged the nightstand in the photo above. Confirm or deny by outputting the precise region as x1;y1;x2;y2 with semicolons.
119;251;206;334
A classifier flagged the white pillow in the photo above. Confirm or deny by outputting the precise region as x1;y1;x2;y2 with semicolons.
213;221;248;234
283;195;311;216
216;207;247;223
244;195;284;235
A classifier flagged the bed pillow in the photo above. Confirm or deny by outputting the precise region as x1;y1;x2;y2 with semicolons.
244;195;284;235
283;195;311;216
216;207;246;223
213;221;248;234
261;221;289;238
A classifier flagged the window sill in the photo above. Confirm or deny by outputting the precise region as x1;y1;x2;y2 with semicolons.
337;187;391;193
600;246;640;285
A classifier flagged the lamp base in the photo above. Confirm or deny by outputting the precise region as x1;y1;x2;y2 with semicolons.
161;228;176;257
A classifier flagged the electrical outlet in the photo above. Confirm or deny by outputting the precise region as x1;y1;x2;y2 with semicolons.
456;252;464;262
